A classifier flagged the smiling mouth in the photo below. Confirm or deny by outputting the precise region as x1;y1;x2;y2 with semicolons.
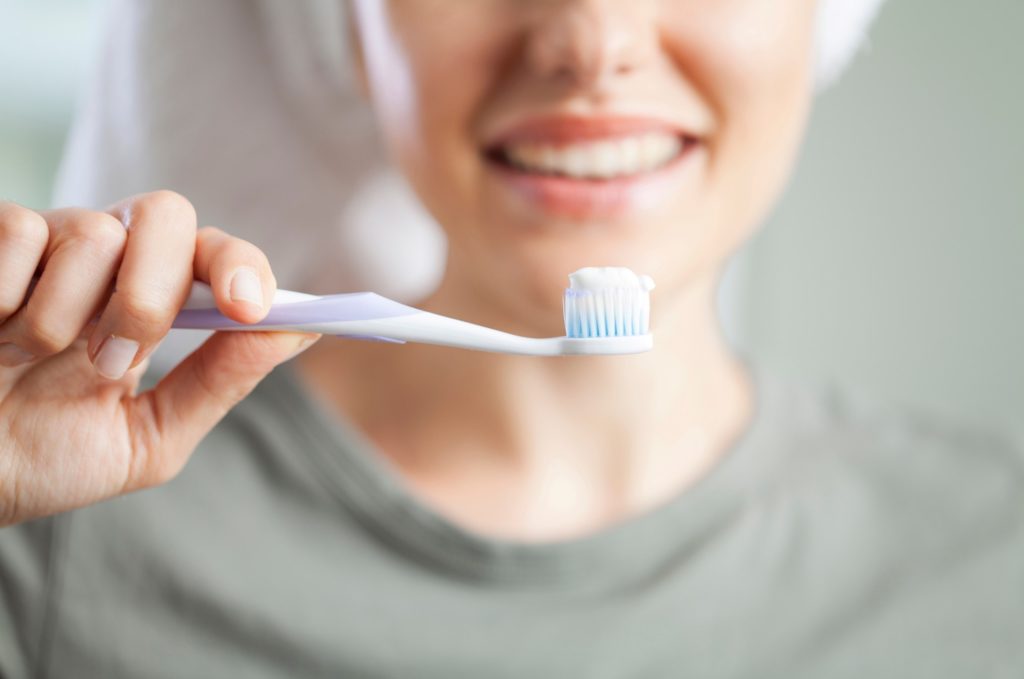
485;132;695;181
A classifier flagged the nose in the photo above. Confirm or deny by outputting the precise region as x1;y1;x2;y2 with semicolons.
525;0;656;89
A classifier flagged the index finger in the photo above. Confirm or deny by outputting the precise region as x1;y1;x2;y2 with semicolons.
85;191;198;375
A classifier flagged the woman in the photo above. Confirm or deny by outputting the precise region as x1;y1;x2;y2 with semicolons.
1;1;1022;677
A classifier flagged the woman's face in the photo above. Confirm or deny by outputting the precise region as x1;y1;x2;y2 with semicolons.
350;0;817;332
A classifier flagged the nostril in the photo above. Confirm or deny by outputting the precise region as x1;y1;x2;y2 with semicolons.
554;65;576;83
549;56;637;88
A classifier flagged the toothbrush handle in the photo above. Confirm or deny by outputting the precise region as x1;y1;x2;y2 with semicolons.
171;281;419;333
180;280;319;310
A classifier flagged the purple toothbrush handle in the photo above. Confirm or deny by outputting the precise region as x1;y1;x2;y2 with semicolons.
171;292;418;332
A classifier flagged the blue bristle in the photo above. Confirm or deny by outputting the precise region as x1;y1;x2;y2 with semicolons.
563;287;651;339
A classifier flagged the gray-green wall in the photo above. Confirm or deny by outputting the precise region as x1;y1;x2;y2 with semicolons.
740;0;1023;429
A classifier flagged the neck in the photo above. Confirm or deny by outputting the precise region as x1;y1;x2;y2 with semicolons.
293;269;753;542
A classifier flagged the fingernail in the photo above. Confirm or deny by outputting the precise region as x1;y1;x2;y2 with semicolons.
94;335;140;380
230;267;263;307
0;343;35;367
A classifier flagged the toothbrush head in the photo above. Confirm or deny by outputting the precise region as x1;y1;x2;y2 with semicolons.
559;267;655;355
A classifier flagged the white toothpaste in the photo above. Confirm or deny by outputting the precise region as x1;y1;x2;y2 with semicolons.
568;267;656;292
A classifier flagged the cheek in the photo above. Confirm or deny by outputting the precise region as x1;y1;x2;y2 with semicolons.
664;0;817;225
363;3;512;229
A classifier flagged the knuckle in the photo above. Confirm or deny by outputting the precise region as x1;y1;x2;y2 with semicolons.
0;203;48;247
21;307;73;355
135;190;196;228
66;213;127;256
194;349;239;406
116;290;170;330
213;235;273;284
94;224;129;257
229;238;270;269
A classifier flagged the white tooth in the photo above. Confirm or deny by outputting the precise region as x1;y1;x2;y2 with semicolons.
612;143;631;178
640;134;665;169
507;144;541;172
638;134;656;168
546;147;569;175
591;142;619;178
578;144;597;178
665;135;683;162
650;134;682;167
564;147;589;177
529;144;549;168
651;140;667;170
618;137;641;174
540;146;559;173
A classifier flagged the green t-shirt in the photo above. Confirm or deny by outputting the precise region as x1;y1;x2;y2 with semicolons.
2;360;1022;678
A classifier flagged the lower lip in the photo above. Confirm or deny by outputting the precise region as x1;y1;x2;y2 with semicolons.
485;140;700;220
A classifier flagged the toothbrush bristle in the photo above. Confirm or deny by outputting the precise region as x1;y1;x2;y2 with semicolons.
563;287;651;338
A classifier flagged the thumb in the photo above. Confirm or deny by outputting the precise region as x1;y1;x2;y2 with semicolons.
125;330;320;490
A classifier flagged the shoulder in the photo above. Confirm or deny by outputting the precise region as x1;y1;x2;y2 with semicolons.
757;366;1024;559
758;365;1023;487
813;376;1022;499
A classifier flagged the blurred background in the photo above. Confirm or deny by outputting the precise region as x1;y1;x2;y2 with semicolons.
1;0;1021;431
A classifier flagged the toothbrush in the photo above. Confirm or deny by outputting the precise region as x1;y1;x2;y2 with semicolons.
170;268;654;357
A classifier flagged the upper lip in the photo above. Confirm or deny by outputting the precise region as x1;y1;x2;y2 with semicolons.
483;114;698;150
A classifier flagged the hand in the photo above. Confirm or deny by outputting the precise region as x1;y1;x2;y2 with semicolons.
0;191;320;526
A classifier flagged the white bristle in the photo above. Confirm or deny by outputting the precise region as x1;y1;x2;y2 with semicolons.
563;287;652;338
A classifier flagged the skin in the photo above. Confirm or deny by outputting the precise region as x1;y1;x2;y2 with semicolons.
0;0;816;536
